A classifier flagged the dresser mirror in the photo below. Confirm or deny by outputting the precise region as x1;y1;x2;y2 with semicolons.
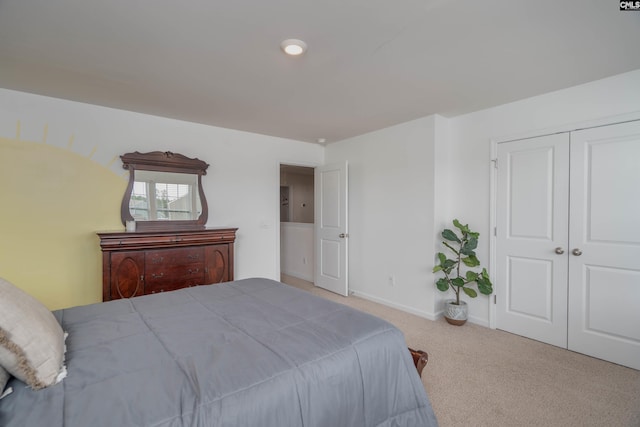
120;151;209;231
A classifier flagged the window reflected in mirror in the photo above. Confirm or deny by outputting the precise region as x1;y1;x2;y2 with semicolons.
130;170;202;221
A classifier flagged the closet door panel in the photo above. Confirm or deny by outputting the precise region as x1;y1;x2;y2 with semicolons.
495;133;570;347
568;121;640;370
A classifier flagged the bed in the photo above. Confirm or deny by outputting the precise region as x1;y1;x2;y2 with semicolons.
0;277;438;426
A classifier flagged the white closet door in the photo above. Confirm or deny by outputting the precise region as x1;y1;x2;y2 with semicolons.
568;121;640;370
496;133;570;347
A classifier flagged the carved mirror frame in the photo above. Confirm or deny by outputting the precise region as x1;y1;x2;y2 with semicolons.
120;151;209;231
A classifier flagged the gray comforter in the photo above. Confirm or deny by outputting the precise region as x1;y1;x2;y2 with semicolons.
0;278;438;426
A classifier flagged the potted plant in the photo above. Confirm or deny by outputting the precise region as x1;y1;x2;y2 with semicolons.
433;219;493;325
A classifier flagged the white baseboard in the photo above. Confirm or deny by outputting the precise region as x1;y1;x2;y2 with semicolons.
352;291;491;328
467;315;489;328
350;289;439;321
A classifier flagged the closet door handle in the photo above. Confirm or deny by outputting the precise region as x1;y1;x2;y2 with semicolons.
572;248;582;256
554;247;565;255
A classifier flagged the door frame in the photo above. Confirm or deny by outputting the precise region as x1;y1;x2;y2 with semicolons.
488;111;640;329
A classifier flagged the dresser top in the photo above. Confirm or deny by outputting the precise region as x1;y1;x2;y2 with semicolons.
97;227;237;251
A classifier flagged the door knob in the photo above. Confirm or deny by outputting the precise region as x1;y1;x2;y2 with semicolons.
338;233;349;238
554;247;565;255
572;248;582;256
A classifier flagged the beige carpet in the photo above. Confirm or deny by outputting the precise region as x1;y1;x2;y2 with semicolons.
281;275;640;427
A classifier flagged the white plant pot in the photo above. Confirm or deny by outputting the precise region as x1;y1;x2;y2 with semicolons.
444;300;468;326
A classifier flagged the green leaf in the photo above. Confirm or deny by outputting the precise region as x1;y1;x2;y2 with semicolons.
451;277;465;287
453;219;470;234
442;229;461;243
465;271;478;281
437;252;446;265
477;276;493;295
462;255;480;267
432;265;442;273
462;287;478;298
443;259;456;270
436;278;450;292
460;236;478;255
466;237;478;251
460;247;476;257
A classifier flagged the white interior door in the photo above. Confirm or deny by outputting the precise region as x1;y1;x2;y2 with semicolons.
567;121;640;370
314;162;348;296
495;133;570;347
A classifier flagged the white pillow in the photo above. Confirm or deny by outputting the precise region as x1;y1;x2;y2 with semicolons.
0;277;67;390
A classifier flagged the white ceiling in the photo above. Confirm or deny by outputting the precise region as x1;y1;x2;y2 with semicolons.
1;1;639;144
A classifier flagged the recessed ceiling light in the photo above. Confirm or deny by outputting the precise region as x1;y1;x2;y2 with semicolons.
316;138;326;144
281;39;307;56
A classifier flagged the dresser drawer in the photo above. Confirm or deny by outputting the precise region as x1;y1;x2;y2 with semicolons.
145;247;205;293
145;265;205;293
146;247;204;266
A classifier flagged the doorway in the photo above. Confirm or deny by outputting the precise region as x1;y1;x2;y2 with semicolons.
280;165;315;282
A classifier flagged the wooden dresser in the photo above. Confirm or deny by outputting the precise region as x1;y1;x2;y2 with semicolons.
98;227;237;301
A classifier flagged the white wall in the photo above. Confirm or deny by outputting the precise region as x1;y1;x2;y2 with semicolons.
449;69;640;324
0;89;324;291
325;115;442;319
326;69;640;326
280;222;314;281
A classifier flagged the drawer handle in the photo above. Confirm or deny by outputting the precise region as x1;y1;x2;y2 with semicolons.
188;268;200;274
151;273;164;279
151;257;164;264
187;254;200;260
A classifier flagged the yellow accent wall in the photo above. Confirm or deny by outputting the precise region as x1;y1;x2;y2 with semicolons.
0;137;125;310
